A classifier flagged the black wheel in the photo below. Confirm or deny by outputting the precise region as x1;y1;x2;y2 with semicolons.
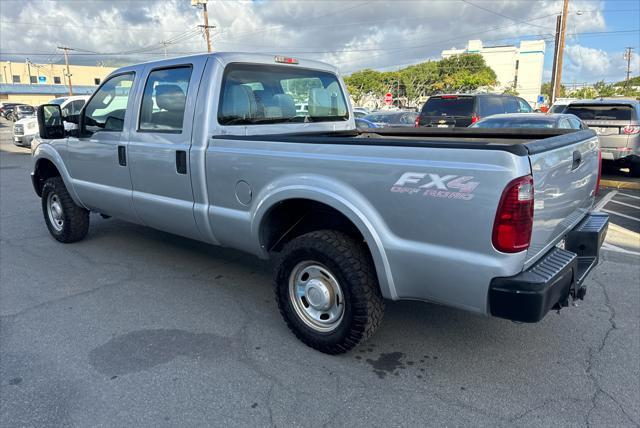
629;157;640;178
41;177;89;243
274;230;384;354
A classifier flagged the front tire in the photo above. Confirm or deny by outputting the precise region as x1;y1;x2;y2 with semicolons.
41;177;89;243
274;230;384;354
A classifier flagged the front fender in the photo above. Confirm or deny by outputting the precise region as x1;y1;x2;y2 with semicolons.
32;143;85;208
251;174;398;300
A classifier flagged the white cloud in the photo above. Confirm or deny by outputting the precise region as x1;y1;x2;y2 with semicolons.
0;0;626;82
564;44;639;83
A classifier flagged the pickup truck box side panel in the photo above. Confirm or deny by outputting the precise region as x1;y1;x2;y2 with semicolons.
205;139;530;313
526;134;599;267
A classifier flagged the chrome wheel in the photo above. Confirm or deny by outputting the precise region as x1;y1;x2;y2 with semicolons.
47;192;64;232
289;261;345;332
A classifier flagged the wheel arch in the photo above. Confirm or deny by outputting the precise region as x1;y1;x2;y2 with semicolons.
253;185;397;300
32;146;84;207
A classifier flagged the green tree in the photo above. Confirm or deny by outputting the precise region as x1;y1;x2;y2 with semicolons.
343;69;385;104
434;54;497;93
541;81;566;100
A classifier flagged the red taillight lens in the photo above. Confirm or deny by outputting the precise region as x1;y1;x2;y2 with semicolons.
471;115;480;124
622;125;640;135
415;116;421;127
596;148;602;195
492;175;534;253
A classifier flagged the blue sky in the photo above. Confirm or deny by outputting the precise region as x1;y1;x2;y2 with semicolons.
0;0;638;84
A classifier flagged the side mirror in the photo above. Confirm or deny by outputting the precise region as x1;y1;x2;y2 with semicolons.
37;104;65;139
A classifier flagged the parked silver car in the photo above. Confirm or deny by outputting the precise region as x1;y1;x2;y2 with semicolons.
564;99;640;175
470;113;586;130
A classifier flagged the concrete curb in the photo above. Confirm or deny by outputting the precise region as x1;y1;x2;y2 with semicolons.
601;179;640;190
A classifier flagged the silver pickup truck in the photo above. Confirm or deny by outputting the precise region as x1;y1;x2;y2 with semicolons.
32;53;608;354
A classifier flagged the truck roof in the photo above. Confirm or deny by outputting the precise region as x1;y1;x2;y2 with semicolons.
106;52;340;79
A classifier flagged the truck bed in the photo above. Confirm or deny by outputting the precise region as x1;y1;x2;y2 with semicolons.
214;128;596;156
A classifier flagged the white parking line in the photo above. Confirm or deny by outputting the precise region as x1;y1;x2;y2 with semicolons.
602;208;640;222
609;199;640;210
619;192;640;201
595;190;617;211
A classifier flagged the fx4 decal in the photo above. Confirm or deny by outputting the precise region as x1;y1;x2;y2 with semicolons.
390;172;480;200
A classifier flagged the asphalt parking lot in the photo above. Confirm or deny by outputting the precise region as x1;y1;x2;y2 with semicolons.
1;118;638;427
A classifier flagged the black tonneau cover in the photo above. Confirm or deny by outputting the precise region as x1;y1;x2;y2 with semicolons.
213;128;596;156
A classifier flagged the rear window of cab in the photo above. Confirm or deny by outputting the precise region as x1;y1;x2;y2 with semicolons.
218;63;349;125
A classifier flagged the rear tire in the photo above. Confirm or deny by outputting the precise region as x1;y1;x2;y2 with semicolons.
273;230;384;354
628;157;640;178
41;177;89;243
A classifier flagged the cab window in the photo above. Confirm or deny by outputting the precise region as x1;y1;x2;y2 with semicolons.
218;64;349;125
83;73;135;134
139;66;192;133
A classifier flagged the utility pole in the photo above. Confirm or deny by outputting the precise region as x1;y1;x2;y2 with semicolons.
549;15;561;104
202;1;212;53
26;59;32;85
552;0;569;104
58;46;73;96
7;61;12;84
624;47;634;88
192;0;214;52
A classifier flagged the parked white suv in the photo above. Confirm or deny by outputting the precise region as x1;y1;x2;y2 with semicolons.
13;95;89;148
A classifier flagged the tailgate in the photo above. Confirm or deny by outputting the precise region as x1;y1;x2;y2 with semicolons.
525;131;600;266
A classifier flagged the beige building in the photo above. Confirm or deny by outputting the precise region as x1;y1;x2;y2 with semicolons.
0;61;116;105
442;39;546;107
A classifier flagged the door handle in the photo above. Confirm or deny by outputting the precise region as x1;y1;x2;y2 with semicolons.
117;145;126;166
176;150;187;174
571;150;581;170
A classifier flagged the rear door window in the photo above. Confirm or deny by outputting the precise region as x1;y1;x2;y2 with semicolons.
139;66;192;133
421;97;474;117
517;98;533;113
503;97;519;113
478;96;504;117
564;105;636;121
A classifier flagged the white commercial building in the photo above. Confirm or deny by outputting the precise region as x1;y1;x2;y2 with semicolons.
442;39;546;107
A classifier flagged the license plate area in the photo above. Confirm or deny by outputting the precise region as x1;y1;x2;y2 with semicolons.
594;127;619;135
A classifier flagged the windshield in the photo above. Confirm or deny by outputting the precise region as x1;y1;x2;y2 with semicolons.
18;106;34;112
48;98;68;105
471;118;555;129
422;97;474;117
564;104;635;121
219;64;349;125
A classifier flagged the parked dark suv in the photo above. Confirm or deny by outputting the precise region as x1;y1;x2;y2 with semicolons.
416;94;533;128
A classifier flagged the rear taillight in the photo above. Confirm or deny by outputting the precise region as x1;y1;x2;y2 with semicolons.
622;125;640;135
596;148;602;196
492;175;534;253
471;115;480;124
415;116;421;127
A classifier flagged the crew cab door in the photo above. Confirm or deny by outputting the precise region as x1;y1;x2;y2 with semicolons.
66;72;139;222
127;60;205;240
